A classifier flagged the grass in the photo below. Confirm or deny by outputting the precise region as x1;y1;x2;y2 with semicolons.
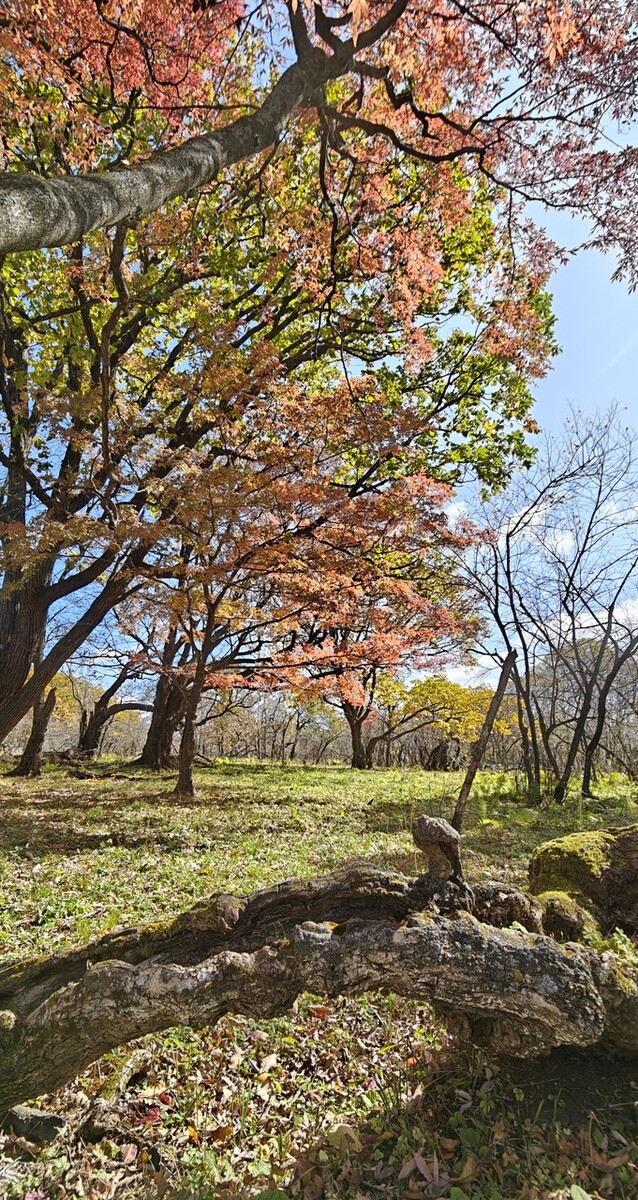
0;762;637;1200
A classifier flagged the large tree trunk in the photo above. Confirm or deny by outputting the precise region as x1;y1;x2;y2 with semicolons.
9;687;56;778
7;617;55;778
79;701;154;758
78;661;143;757
349;720;368;769
342;702;369;769
0;4;414;257
78;705;109;758
0;62;314;255
0;568;132;745
138;676;184;770
0;864;637;1114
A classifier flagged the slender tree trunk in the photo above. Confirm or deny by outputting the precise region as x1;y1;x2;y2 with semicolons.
581;640;638;796
452;650;517;831
553;692;595;803
515;686;542;803
174;602;218;797
9;687;56;778
582;750;595;797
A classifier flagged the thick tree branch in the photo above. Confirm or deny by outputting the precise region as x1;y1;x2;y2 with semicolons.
0;865;636;1112
0;57;330;255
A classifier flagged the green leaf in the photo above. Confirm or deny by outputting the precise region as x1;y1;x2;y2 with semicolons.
570;1186;593;1200
252;1190;291;1200
450;1189;470;1200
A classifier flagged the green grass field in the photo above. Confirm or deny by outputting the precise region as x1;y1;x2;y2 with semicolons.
1;764;637;1199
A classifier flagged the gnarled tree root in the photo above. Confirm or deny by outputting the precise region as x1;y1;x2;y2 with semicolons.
1;866;637;1112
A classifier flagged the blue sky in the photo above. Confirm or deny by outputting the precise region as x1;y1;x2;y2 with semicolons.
532;213;638;433
448;212;638;687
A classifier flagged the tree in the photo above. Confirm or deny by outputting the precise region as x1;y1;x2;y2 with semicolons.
291;497;480;767
0;81;552;749
363;674;512;769
7;625;57;777
3;0;638;290
76;662;152;758
468;409;638;801
293;568;474;768
451;649;517;831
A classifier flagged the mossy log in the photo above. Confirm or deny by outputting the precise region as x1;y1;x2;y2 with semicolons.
1;865;638;1113
529;823;638;933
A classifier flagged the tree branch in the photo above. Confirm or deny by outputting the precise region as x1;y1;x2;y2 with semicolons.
0;56;331;254
1;864;636;1113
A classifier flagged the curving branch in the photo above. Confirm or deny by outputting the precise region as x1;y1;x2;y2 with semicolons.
0;60;316;255
1;864;637;1113
0;0;418;256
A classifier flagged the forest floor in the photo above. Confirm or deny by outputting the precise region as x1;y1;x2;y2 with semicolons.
0;763;637;1200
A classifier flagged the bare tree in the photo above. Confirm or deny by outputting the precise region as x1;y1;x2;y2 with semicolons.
468;408;638;800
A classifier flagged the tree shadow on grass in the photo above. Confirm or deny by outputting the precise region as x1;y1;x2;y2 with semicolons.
0;767;340;855
279;1048;638;1200
503;1045;638;1127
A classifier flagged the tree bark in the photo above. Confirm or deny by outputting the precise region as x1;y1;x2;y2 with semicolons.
0;864;636;1114
78;661;149;757
452;650;517;831
174;600;220;796
79;701;154;757
340;700;370;769
0;63;308;254
349;717;368;769
137;623;187;770
138;678;184;770
581;638;638;796
9;687;56;778
0;567;133;745
0;0;413;256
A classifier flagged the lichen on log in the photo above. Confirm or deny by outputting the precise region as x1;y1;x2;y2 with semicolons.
0;864;637;1113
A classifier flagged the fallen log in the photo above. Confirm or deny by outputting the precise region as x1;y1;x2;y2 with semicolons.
1;865;637;1113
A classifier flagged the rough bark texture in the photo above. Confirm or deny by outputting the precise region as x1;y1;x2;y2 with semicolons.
1;864;637;1113
0;64;311;254
138;676;184;770
342;702;369;770
9;687;56;777
0;0;414;256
